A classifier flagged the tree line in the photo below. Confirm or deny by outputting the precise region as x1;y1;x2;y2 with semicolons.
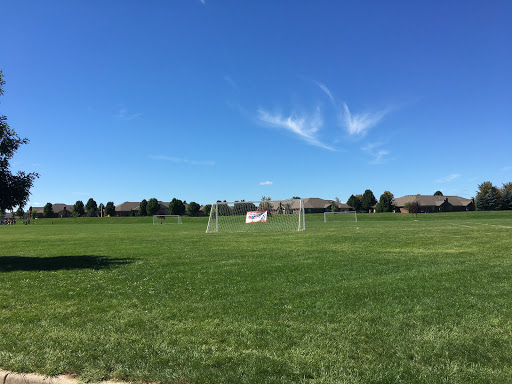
475;181;512;211
66;197;202;218
344;190;395;213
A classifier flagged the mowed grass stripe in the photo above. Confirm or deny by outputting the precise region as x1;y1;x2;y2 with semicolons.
1;212;512;383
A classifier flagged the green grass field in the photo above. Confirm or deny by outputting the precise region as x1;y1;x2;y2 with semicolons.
1;212;512;383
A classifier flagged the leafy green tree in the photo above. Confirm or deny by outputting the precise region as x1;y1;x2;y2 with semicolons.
434;191;443;196
31;208;37;220
187;201;201;216
0;70;39;212
409;201;422;216
139;199;148;216
85;198;98;217
292;196;301;199
15;206;24;218
347;194;362;212
146;198;160;216
361;189;377;212
169;198;186;215
216;202;232;216
234;201;257;215
376;191;394;213
43;203;54;218
105;201;116;216
330;201;338;212
258;196;273;216
204;204;212;217
73;200;85;217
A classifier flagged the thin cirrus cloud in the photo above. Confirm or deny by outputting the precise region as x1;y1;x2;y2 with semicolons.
150;155;215;166
224;75;239;92
314;81;335;105
362;142;390;165
117;107;142;121
257;108;334;151
342;103;388;136
436;174;461;183
312;81;389;138
259;181;273;186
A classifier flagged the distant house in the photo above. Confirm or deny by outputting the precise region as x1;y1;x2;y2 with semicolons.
325;201;353;212
115;201;169;216
53;204;73;218
25;204;73;218
303;198;332;213
115;202;141;216
393;195;475;213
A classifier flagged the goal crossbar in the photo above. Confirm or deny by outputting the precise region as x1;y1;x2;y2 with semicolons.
324;211;358;222
153;215;182;224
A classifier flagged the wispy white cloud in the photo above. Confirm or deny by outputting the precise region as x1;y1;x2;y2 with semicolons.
259;181;273;186
200;0;205;4
150;155;215;166
257;107;333;150
314;81;335;105
503;165;512;172
342;103;387;136
436;173;461;183
362;142;390;165
224;75;238;91
117;107;142;121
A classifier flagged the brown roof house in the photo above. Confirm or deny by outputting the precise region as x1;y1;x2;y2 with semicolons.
115;201;170;216
393;195;475;213
324;201;353;212
28;204;73;218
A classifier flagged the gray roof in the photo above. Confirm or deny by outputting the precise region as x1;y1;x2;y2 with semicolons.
393;195;474;208
115;202;141;212
115;201;169;212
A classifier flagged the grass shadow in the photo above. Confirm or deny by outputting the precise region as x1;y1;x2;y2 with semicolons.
0;255;136;272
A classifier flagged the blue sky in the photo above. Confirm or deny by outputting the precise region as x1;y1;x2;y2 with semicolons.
2;1;511;207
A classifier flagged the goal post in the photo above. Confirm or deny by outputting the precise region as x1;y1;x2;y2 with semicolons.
206;199;305;233
324;211;357;222
153;215;182;224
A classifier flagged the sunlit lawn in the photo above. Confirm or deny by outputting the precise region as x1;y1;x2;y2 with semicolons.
1;211;512;383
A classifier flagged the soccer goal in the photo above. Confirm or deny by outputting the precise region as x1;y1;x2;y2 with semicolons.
324;211;357;223
206;199;305;233
153;215;182;224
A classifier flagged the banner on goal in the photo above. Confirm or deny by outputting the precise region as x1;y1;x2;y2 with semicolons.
245;211;267;223
206;199;305;233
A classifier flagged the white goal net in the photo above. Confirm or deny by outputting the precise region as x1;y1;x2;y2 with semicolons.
206;199;305;233
324;211;357;222
153;215;182;224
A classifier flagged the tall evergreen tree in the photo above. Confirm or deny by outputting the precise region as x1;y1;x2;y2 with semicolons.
485;188;499;211
500;182;512;210
73;200;85;217
105;201;116;216
86;198;98;217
